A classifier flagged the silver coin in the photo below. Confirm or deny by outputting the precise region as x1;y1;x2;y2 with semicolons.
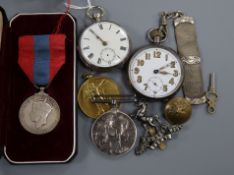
91;109;137;155
19;90;60;135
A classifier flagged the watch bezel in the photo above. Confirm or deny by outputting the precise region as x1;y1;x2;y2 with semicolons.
128;45;184;99
78;21;132;71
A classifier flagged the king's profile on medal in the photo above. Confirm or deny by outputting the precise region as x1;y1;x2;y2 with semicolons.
19;89;60;135
30;100;53;128
18;34;65;135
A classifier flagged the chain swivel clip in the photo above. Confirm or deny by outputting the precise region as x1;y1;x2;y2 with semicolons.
147;11;184;44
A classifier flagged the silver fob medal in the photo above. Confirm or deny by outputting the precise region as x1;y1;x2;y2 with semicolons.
19;88;60;135
91;107;137;155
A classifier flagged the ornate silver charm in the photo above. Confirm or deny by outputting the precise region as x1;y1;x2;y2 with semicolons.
132;102;182;155
91;108;137;155
19;88;60;135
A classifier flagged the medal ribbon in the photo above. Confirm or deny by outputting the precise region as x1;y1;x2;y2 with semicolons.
18;34;66;86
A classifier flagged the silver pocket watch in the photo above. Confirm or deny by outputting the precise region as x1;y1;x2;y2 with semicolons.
79;6;131;70
128;11;185;99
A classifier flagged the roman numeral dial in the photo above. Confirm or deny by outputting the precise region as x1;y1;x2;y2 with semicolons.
79;21;131;69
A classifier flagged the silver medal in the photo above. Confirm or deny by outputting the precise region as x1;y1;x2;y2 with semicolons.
91;108;137;155
19;88;60;135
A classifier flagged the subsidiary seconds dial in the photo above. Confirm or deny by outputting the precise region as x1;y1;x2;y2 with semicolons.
128;46;184;99
79;21;131;70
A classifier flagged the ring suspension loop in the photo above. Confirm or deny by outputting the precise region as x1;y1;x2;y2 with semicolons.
147;11;184;44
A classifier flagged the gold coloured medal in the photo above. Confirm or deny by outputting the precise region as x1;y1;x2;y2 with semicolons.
78;75;120;119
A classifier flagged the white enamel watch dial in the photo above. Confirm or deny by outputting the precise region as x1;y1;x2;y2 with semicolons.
128;46;184;99
79;21;131;69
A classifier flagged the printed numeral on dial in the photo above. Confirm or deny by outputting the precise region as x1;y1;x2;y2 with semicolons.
144;83;148;90
154;51;161;58
145;53;151;60
171;61;176;68
137;76;142;83
137;60;145;66
163;85;168;92
173;70;179;77
134;67;140;74
169;78;175;85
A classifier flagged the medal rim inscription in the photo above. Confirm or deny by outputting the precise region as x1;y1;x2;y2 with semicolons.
78;76;121;119
91;109;137;156
19;91;60;135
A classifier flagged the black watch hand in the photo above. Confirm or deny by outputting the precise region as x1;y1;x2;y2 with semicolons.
89;29;108;46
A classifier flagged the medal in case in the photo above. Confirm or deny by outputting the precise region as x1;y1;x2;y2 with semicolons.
19;88;60;135
18;34;66;135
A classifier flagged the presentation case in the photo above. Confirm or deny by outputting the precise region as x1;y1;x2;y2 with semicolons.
0;7;77;164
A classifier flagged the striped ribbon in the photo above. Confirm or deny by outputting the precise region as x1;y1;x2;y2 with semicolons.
18;34;66;86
